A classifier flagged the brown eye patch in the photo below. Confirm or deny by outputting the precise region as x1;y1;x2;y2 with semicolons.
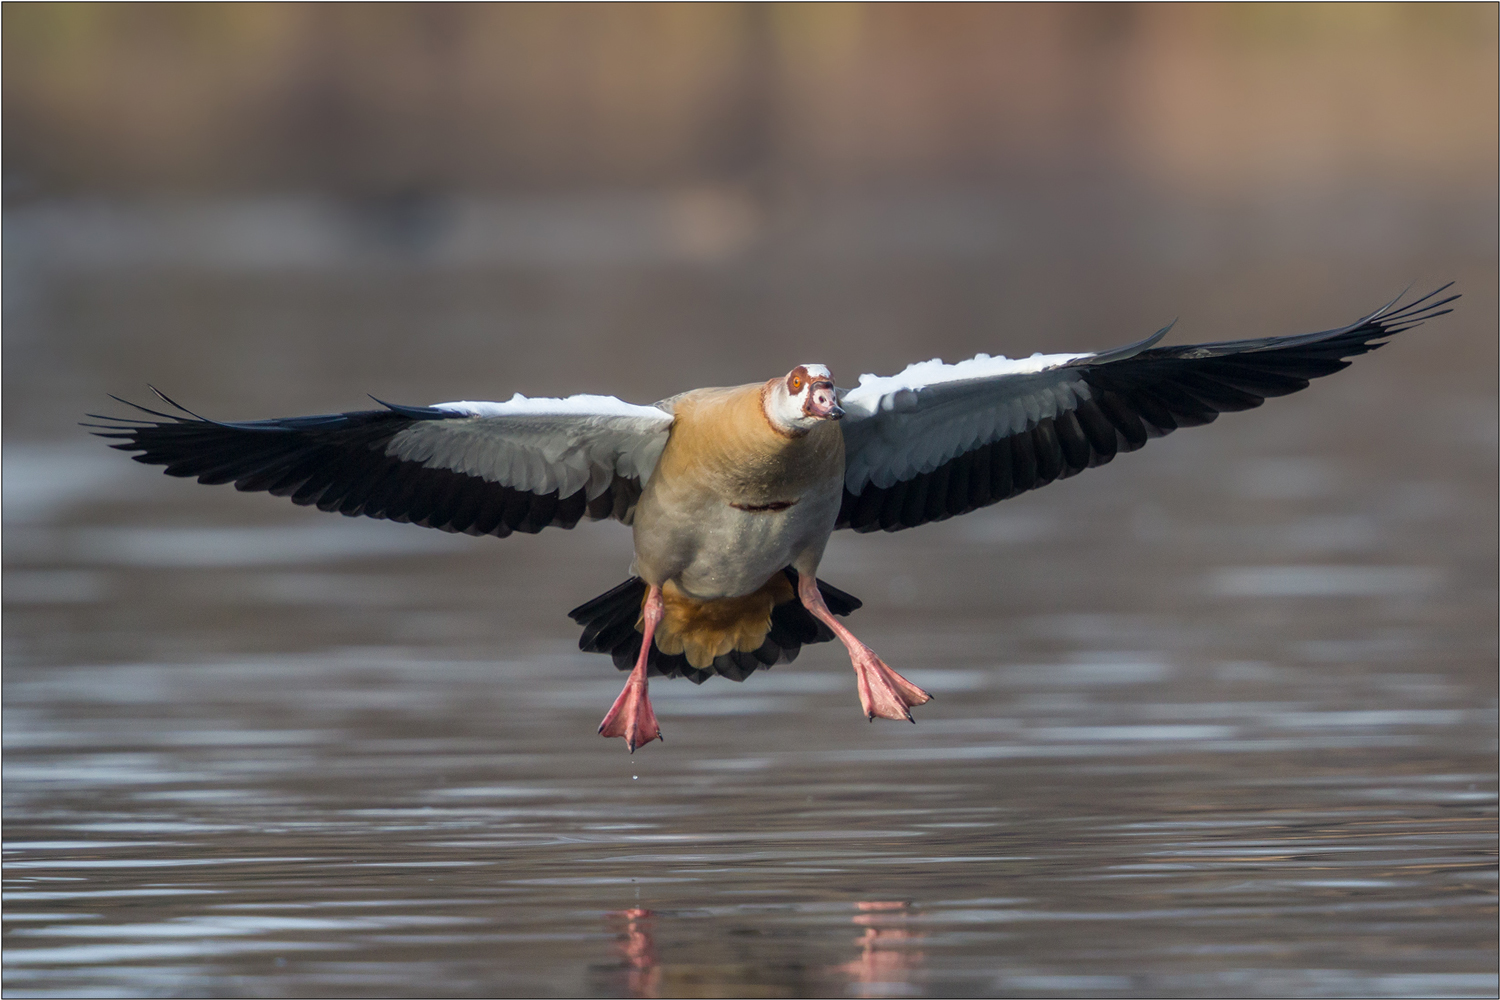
790;376;803;392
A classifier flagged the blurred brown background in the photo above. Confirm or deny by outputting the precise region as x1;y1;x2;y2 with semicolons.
4;3;1495;436
4;4;1495;195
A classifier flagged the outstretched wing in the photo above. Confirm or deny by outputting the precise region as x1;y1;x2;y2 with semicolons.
88;392;675;537
836;285;1457;532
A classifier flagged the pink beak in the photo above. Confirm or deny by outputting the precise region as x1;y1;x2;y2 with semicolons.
807;381;844;420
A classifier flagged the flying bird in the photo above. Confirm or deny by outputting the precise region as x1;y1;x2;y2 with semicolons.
90;287;1456;751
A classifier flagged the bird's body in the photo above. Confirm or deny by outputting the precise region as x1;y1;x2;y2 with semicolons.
90;287;1457;752
634;381;845;601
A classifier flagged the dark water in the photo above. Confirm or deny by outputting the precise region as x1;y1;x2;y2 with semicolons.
4;192;1496;997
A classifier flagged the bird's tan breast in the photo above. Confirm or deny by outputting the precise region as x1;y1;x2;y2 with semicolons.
629;383;846;597
652;384;844;507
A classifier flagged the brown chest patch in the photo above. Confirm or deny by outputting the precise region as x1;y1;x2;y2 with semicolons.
655;384;845;506
729;499;797;513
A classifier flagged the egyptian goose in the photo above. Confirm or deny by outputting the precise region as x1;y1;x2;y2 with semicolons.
91;286;1456;751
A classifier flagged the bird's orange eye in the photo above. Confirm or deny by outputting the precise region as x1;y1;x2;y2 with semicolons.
790;376;803;392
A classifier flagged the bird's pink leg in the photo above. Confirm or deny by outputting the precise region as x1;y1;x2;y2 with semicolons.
599;584;665;752
797;572;932;722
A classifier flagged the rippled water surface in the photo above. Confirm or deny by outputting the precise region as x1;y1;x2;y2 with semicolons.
4;195;1496;997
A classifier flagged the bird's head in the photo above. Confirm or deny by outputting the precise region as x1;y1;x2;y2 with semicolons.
764;364;843;434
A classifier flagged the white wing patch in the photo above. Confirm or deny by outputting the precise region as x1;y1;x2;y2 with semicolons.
840;351;1094;493
841;351;1088;417
433;394;670;421
386;394;674;500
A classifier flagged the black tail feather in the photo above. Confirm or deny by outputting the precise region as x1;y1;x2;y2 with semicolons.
568;568;861;683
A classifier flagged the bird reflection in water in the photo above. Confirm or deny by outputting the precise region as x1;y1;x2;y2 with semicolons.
604;901;923;997
609;907;661;999
837;900;926;995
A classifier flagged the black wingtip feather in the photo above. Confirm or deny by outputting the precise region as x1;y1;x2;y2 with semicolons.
369;396;452;420
103;394;189;423
146;385;216;423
